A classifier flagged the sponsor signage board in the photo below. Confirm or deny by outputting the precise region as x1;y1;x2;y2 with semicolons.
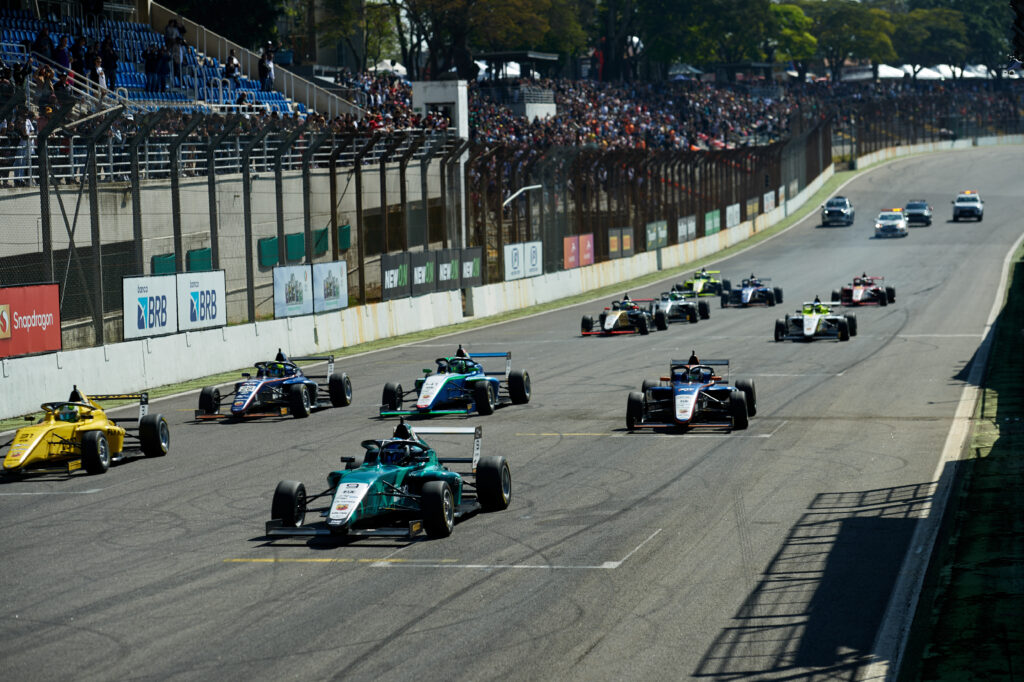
436;249;461;291
123;274;178;339
0;283;62;358
460;248;483;288
620;227;634;257
746;197;760;220
579;233;594;266
410;250;437;297
504;243;525;281
678;216;696;242
609;229;621;259
563;236;579;270
312;261;348;312
524;241;543;278
273;265;314;318
726;203;741;228
763;190;776;212
380;252;411;301
705;209;721;235
176;270;226;331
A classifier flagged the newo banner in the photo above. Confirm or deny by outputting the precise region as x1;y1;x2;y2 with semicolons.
410;251;437;297
273;265;314;318
177;270;226;331
504;243;525;281
312;261;348;312
524;241;543;277
124;275;178;339
436;249;460;291
460;248;483;288
0;283;62;358
381;252;411;301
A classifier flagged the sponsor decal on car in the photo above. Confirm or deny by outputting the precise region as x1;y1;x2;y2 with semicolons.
329;482;369;523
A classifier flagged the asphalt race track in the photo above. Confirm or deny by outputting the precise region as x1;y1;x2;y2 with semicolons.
2;147;1019;681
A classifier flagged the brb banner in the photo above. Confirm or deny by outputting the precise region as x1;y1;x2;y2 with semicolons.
0;283;62;358
177;270;226;331
124;275;178;340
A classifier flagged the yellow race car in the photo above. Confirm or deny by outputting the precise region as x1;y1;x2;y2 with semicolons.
1;387;170;476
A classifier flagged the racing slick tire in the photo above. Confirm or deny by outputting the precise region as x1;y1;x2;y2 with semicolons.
735;379;757;417
473;382;496;415
329;372;353;407
139;414;170;457
773;287;783;304
767;290;776;307
381;383;403;412
271;480;306;527
721;293;729;309
687;308;698;324
838;318;851;342
698;300;711;319
82;431;111;474
476;456;512;511
722;279;732;293
637;315;650;335
846;313;858;337
641;378;659;394
879;292;888;307
729;392;749;430
581;315;594;335
654;310;669;331
289;383;312;418
509;369;531;404
774;319;787;342
198;386;220;414
422;481;455;538
831;290;841;304
626;391;645;431
886;286;896;304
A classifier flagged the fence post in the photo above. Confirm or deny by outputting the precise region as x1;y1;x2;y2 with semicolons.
353;133;382;304
168;114;204;272
85;108;125;345
34;95;74;284
378;134;406;253
271;123;309;265
127;109;168;274
439;138;469;249
418;132;443;249
204;114;241;269
241;126;272;322
301;131;329;264
398;133;426;252
328;134;355;262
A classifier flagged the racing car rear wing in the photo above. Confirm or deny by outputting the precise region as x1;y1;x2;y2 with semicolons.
417;425;483;469
85;390;150;421
286;354;336;379
670;359;728;369
468;352;512;377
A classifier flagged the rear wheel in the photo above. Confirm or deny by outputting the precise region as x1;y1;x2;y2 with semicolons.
271;480;306;527
509;369;531;404
329;372;353;407
626;391;645;430
720;294;729;309
735;379;756;417
637;315;650;335
774;319;787;342
767;290;776;306
721;279;732;292
641;378;659;393
654;310;668;331
289;383;311;418
831;290;841;304
838;318;850;341
847;313;858;337
476;456;512;511
729;392;749;430
81;431;111;474
698;300;710;319
687;307;698;324
198;386;220;414
879;292;888;306
581;315;593;334
886;286;896;303
473;382;496;415
773;287;783;304
139;414;170;457
381;382;403;412
422;481;454;538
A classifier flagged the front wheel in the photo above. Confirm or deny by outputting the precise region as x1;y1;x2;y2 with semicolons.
422;481;454;538
509;369;531;404
289;383;311;418
698;300;710;319
473;382;496;415
637;315;650;335
139;414;170;457
581;315;593;335
720;293;729;309
626;391;645;431
773;287;783;304
847;313;858;337
767;290;776;306
838;318;850;342
774;319;786;342
381;382;403;412
198;386;220;414
329;372;353;407
271;480;306;527
477;456;512;511
654;310;668;331
81;431;111;474
879;292;888;307
831;290;841;304
886;286;895;304
729;392;749;430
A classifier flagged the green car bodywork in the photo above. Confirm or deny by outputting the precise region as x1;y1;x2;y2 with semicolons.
265;424;511;540
674;269;731;298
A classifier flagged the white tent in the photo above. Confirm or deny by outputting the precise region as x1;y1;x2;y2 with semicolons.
370;60;407;76
876;63;906;79
903;65;944;80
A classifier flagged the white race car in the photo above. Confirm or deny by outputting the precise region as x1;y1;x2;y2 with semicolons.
774;299;857;342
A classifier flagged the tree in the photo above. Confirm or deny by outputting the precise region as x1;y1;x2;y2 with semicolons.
769;3;817;80
894;8;967;78
159;0;285;50
803;0;894;81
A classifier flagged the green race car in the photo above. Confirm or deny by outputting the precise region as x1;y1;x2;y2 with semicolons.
265;421;511;540
674;268;731;298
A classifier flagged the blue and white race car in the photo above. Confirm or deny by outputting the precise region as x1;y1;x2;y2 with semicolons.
721;274;783;308
626;353;756;431
380;346;531;417
195;350;353;420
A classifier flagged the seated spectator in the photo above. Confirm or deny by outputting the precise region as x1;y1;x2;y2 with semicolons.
224;49;241;87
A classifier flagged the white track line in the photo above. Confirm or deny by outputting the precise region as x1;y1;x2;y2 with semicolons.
859;229;1024;682
0;489;102;495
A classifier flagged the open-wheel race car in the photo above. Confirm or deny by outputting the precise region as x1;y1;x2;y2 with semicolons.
2;387;170;476
626;354;756;431
655;290;710;323
721;274;783;308
195;349;352;420
832;274;895;307
774;298;858;342
380;345;530;417
581;294;668;335
265;421;511;540
673;268;731;298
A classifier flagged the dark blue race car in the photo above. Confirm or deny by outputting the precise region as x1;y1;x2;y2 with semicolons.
380;345;531;417
195;349;353;420
721;274;784;308
626;353;756;431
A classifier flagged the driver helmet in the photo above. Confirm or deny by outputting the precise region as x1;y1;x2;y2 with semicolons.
380;442;408;466
57;404;77;422
268;362;286;378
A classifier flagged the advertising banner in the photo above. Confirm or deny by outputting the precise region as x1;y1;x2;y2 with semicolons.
580;233;594;266
726;203;741;228
380;252;411;301
273;265;314;318
504;243;525;281
678;216;696;242
123;274;178;340
620;227;634;257
524;241;543;278
410;250;437;297
746;197;760;220
608;229;621;259
436;249;461;291
312;261;348;312
0;283;61;358
705;209;721;235
176;270;226;331
563;236;579;270
763;190;776;212
460;248;483;288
